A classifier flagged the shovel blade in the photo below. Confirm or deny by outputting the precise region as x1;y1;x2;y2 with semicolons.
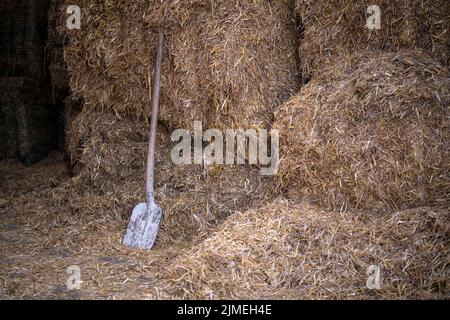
123;196;163;249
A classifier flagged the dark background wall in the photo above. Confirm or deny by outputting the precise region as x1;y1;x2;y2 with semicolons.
0;0;64;165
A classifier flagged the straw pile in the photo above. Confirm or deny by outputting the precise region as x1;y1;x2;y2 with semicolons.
1;160;447;299
1;0;448;301
65;109;277;246
274;49;450;211
63;0;300;130
296;0;450;76
160;199;449;299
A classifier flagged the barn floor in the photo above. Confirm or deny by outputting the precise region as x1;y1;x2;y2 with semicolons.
1;154;448;300
0;153;174;299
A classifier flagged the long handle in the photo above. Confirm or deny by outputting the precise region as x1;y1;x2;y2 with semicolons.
146;31;164;198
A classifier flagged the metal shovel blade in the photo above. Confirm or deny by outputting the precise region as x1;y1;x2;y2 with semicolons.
123;194;163;249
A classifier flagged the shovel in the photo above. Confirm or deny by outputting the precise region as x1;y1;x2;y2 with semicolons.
123;31;164;249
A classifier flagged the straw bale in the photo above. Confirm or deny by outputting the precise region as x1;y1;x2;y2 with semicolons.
296;0;450;76
62;0;300;130
274;49;450;211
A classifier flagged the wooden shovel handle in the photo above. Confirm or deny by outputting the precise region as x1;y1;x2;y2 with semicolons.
147;31;164;197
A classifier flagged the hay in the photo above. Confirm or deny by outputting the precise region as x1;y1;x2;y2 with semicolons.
62;0;300;130
0;152;67;196
65;109;277;246
1;0;448;301
159;199;449;299
1;168;448;299
296;0;450;76
274;49;450;211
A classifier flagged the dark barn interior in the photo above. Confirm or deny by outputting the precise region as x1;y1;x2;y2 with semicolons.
0;0;70;165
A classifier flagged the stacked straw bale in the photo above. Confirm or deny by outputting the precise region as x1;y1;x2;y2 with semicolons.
296;0;450;76
56;0;294;245
63;0;300;130
274;50;450;211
